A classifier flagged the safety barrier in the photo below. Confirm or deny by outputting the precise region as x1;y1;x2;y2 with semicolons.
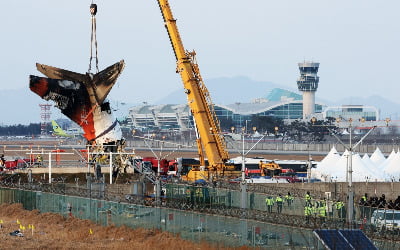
0;185;399;248
0;187;318;247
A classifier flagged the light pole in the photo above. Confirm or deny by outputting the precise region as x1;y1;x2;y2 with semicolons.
245;120;250;136
241;127;247;210
307;141;313;183
311;117;377;225
228;126;269;210
274;126;279;150
252;126;257;143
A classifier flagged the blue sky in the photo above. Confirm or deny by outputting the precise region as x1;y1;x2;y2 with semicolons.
1;0;400;124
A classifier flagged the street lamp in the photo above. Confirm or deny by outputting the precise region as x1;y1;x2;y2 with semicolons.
311;117;377;225
225;126;270;211
385;118;391;127
307;141;313;183
244;120;251;137
241;127;246;210
252;126;257;143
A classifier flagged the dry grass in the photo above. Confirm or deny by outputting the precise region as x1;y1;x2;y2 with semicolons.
0;203;246;250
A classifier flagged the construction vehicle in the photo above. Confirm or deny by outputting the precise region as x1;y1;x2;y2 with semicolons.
258;160;282;177
157;0;238;181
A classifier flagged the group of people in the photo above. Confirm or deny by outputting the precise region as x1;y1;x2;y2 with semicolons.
303;191;347;223
359;193;400;210
265;192;294;213
265;191;347;223
359;193;400;219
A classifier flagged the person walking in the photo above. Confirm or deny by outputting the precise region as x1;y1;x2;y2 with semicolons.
285;192;293;207
276;194;283;213
318;200;327;223
305;191;312;206
359;193;368;219
304;203;313;224
266;196;274;213
335;199;345;221
185;187;192;203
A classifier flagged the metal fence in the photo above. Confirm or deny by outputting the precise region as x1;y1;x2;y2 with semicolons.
125;139;398;155
0;187;318;248
1;184;399;248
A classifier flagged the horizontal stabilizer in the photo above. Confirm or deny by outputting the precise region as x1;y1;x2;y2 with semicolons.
35;60;125;104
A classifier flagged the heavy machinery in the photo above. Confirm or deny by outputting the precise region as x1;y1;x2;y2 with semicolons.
157;0;238;181
258;160;282;177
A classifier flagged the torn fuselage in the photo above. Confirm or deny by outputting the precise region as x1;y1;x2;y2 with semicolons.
29;60;125;145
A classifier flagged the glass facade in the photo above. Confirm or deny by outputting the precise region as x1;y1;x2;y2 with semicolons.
215;103;324;126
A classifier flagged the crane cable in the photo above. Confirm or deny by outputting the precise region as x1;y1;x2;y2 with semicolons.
88;3;99;73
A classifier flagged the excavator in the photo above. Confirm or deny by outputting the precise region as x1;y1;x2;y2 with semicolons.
157;0;239;182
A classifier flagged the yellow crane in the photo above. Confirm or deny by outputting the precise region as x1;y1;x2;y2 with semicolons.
157;0;236;181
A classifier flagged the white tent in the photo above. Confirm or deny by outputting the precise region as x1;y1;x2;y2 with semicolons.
381;149;397;171
361;153;385;181
318;150;384;182
314;146;341;181
384;152;400;178
316;146;341;172
370;147;386;167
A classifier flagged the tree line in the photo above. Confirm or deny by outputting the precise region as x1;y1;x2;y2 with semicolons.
0;123;45;136
219;115;338;142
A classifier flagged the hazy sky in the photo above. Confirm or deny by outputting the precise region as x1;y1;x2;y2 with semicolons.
1;1;400;115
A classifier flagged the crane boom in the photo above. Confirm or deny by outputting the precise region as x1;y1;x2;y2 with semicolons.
157;0;229;174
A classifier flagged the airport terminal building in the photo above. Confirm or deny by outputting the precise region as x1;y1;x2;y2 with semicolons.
127;87;383;134
128;88;328;131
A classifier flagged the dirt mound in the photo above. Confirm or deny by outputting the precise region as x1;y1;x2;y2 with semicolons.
0;203;241;249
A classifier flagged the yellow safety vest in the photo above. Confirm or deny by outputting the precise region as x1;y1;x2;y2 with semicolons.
266;198;274;205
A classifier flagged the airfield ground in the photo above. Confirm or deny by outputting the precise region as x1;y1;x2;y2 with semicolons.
0;203;244;250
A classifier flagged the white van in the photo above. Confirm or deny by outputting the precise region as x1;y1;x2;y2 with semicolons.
370;209;400;232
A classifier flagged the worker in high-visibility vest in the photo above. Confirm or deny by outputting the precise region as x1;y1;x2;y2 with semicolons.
359;193;368;219
335;200;345;220
185;188;191;203
36;155;43;167
195;188;203;203
318;200;327;223
304;203;313;224
265;196;274;213
285;192;293;207
305;191;312;206
276;194;284;213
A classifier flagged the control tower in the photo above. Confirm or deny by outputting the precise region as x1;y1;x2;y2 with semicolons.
297;61;320;119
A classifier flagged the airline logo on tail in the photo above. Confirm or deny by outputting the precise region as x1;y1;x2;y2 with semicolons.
51;121;73;137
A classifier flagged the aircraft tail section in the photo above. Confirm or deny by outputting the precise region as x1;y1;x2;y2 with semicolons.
51;120;72;137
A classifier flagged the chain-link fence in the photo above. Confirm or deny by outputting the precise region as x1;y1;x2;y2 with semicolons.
1;184;399;248
0;187;319;248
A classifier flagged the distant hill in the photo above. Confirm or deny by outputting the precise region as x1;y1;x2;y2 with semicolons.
2;76;399;125
156;76;285;105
